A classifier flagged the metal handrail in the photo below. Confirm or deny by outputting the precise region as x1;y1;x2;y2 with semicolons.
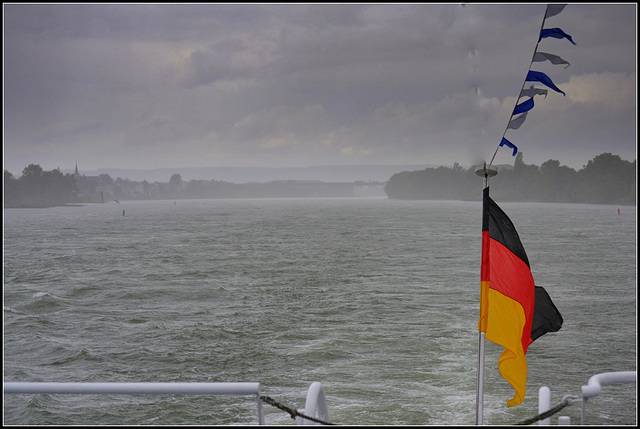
580;371;636;425
4;381;265;425
537;370;636;425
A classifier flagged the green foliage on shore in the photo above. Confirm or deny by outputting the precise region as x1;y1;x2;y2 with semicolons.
3;166;359;208
4;152;635;208
4;165;78;208
384;152;636;205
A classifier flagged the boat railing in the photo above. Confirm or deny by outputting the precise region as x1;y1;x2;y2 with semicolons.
4;381;265;424
537;370;636;425
4;381;331;425
7;372;636;425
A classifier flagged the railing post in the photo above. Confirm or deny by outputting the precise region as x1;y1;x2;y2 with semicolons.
557;415;571;425
256;388;264;425
299;382;330;425
538;386;551;425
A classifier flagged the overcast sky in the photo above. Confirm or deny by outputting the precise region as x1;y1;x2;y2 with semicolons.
3;3;637;176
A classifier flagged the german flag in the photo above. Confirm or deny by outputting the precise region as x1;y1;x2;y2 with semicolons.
479;187;563;407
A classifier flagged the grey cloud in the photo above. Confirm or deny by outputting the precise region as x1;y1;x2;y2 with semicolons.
3;3;636;174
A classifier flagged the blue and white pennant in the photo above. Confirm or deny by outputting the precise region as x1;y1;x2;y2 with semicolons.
491;4;574;164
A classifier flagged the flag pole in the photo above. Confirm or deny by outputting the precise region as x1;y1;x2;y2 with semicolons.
476;333;486;425
475;163;497;425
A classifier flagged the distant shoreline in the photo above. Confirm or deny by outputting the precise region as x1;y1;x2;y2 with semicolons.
54;164;438;184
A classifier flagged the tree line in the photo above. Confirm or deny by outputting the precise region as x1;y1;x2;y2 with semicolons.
4;164;78;208
3;167;361;208
384;152;636;205
4;152;635;208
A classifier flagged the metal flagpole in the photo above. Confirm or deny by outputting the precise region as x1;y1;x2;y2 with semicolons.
475;163;497;425
476;332;486;426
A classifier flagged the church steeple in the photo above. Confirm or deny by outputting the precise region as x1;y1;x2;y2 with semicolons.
74;163;79;177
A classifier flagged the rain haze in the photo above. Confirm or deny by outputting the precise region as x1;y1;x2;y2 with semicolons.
3;3;637;181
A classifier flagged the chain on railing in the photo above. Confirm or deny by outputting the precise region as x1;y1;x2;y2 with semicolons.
516;395;578;425
260;395;335;425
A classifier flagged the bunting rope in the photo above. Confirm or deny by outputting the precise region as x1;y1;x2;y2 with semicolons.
488;3;575;168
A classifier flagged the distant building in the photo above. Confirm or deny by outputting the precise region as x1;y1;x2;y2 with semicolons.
73;164;104;202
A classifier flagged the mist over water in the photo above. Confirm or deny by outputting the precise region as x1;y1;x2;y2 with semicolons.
3;198;636;425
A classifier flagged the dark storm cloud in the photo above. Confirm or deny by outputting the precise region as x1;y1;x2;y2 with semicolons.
3;3;636;175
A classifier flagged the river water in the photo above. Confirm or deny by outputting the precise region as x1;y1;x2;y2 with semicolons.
3;198;636;425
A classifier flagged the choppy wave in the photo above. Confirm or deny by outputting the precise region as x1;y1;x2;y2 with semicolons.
3;199;636;425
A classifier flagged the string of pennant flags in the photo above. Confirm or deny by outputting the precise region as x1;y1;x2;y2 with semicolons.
489;4;574;164
476;7;571;416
